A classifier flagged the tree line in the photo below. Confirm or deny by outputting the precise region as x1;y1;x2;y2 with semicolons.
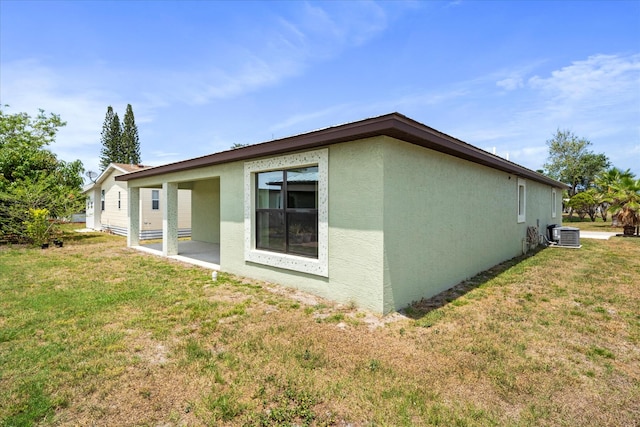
0;107;85;243
0;103;142;244
1;104;637;243
543;129;639;233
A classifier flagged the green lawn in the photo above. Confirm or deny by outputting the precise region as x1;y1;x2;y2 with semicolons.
1;227;639;426
562;213;623;232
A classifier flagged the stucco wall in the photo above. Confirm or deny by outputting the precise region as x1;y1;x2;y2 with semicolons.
326;140;385;311
218;141;386;313
191;179;220;243
381;137;561;312
124;137;561;314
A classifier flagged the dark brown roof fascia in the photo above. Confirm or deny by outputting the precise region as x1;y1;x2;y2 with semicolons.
116;112;567;189
382;114;568;189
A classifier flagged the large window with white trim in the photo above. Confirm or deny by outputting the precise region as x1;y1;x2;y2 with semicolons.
244;149;328;277
256;167;318;258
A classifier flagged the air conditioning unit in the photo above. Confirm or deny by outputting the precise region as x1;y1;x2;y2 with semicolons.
551;226;580;247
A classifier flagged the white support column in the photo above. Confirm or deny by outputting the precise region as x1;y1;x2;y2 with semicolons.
127;187;140;247
162;182;179;256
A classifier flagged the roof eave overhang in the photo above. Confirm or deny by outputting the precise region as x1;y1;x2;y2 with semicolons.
116;113;568;190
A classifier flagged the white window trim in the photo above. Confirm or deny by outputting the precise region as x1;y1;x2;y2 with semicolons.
244;149;328;277
517;178;526;223
151;189;160;210
551;188;557;219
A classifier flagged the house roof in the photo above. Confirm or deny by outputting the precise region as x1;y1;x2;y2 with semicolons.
83;163;151;192
115;113;568;189
111;163;150;174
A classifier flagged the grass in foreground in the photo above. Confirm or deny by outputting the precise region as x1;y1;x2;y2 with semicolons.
0;228;639;426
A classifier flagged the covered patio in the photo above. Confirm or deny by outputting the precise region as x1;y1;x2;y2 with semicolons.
134;240;220;270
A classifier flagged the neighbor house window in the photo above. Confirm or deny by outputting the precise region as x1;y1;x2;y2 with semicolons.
101;190;105;211
244;149;328;277
118;191;121;210
551;188;557;218
517;178;526;223
256;166;318;258
151;190;160;210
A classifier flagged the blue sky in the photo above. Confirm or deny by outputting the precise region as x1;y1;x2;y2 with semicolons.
1;0;639;178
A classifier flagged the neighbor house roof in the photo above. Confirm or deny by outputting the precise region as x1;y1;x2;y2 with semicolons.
116;113;569;189
110;163;150;174
83;163;151;193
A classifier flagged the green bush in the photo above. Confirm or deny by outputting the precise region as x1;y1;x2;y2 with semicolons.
24;208;53;246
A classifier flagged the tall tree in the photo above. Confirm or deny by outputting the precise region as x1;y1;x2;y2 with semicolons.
543;129;609;197
0;107;85;242
99;105;141;169
109;113;122;162
99;106;119;170
121;104;141;165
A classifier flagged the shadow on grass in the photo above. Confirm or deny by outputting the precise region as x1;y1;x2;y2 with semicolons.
402;246;546;321
0;227;113;247
60;229;110;242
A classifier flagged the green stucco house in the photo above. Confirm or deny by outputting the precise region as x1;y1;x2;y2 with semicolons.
117;113;567;314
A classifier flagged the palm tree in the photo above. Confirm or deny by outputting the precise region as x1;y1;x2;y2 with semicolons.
607;176;640;236
594;167;635;222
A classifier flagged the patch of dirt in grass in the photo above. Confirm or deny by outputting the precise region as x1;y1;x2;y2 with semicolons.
58;364;205;426
54;330;202;426
260;282;408;330
264;284;322;306
127;331;170;366
203;285;252;305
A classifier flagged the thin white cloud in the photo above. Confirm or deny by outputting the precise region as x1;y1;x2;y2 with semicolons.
493;60;548;92
162;2;389;106
525;53;640;146
393;88;470;108
1;61;107;165
2;2;392;132
496;77;524;91
269;104;356;134
268;85;470;137
0;58;164;173
532;56;638;169
528;54;640;100
268;53;640;174
388;53;640;172
142;150;185;167
0;2;391;170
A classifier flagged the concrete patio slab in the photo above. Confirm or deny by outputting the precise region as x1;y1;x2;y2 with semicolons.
134;240;220;270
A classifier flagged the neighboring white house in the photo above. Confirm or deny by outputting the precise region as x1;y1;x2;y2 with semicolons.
117;113;568;314
83;163;192;239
